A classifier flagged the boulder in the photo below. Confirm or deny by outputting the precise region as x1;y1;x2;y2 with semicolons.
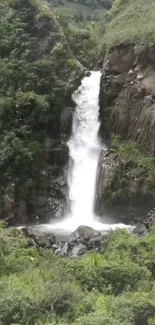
61;242;69;256
22;226;56;248
71;225;101;240
133;224;148;236
71;244;87;257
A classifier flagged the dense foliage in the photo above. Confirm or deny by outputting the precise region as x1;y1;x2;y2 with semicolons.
50;0;109;68
51;0;112;32
63;0;112;9
51;0;112;10
0;0;83;216
57;14;99;68
0;223;155;325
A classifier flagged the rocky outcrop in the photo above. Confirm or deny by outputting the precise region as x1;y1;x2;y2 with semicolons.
100;44;155;155
22;225;108;257
95;147;155;223
98;44;155;223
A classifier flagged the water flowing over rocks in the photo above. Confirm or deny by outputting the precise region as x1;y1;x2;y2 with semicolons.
21;225;109;257
66;71;101;227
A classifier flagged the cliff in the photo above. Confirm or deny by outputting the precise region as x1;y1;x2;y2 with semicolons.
98;0;155;225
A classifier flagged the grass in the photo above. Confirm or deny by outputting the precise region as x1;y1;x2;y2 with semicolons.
100;0;155;53
53;0;107;28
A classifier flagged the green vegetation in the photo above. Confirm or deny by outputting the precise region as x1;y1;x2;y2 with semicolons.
100;0;155;53
103;136;155;206
1;224;155;324
1;0;155;323
49;0;113;68
62;0;112;10
0;0;83;215
113;136;155;178
51;0;112;24
57;15;99;68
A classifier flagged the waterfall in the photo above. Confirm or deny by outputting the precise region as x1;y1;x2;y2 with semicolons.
67;71;101;225
40;71;132;234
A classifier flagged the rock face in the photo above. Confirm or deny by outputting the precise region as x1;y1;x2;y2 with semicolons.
95;147;155;223
100;45;155;154
98;44;155;223
33;139;69;223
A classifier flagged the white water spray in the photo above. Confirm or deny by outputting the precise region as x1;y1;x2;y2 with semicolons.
67;71;101;225
40;71;133;234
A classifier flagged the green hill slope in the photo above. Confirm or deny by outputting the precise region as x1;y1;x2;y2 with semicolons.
100;0;155;53
51;0;112;25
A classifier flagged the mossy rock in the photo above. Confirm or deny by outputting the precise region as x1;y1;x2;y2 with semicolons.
97;139;155;223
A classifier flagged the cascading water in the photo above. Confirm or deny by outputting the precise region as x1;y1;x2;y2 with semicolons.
67;71;101;226
40;71;132;234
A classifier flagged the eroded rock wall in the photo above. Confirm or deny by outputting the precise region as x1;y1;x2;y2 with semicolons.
98;44;155;223
100;45;155;153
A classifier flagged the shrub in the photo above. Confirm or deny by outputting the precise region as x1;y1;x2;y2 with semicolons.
72;251;151;295
111;292;155;325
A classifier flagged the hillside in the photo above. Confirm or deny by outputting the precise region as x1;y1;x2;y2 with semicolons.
0;0;84;224
47;0;113;68
100;0;155;53
51;0;112;25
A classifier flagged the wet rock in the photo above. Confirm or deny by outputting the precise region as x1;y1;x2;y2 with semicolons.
4;216;15;227
133;224;148;236
86;71;91;77
95;145;155;224
49;200;65;219
60;107;73;137
71;244;87;257
61;242;69;256
55;247;62;256
47;141;68;167
20;224;110;257
137;207;155;230
52;243;59;251
35;168;67;222
71;225;101;240
37;236;52;248
22;226;55;248
126;69;137;82
88;234;103;247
